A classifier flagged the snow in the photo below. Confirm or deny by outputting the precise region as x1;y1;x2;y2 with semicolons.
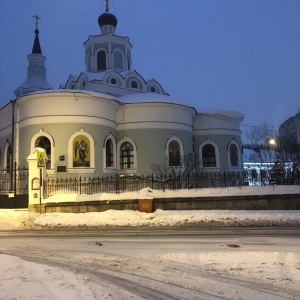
45;184;300;202
1;185;300;299
19;76;53;89
119;92;185;106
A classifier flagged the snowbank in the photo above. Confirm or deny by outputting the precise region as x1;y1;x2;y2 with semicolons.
1;186;299;230
1;209;300;230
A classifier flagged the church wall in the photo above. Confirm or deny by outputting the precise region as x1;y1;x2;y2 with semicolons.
112;43;125;53
0;103;13;139
194;134;243;173
116;128;193;174
18;122;116;178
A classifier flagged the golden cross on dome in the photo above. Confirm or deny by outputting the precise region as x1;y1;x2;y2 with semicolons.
105;0;109;11
32;15;41;30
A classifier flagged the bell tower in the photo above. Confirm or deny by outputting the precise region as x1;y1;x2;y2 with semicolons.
15;16;53;97
84;0;132;72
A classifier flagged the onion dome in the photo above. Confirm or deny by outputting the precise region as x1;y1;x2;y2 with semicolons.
98;11;117;28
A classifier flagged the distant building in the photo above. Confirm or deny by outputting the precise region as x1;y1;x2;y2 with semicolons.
279;112;300;151
0;2;244;178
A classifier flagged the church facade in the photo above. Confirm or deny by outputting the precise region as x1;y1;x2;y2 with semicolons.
0;3;244;180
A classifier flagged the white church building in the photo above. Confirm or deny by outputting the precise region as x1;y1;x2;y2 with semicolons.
0;2;244;179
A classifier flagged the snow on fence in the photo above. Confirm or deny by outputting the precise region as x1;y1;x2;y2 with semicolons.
45;172;300;197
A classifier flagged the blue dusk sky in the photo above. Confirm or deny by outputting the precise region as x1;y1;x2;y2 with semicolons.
0;0;299;139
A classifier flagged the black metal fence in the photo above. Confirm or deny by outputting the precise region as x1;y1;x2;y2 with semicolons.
45;172;300;198
0;169;29;195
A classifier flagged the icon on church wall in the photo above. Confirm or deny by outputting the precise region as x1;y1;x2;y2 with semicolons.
73;135;90;167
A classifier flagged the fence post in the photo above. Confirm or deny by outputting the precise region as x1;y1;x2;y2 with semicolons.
151;173;154;190
14;161;17;195
223;171;226;188
79;176;82;195
115;174;118;194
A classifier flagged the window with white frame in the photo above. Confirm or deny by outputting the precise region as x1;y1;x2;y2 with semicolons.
120;142;134;169
199;141;220;169
103;134;116;172
228;141;240;168
166;135;183;167
31;130;54;171
169;140;181;166
202;144;216;167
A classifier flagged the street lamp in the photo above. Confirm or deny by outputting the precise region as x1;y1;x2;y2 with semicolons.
269;139;276;146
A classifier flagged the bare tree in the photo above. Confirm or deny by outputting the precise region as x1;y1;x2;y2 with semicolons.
150;153;199;189
246;123;300;182
245;123;275;147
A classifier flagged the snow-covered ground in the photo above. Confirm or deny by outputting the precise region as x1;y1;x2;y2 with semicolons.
1;185;300;299
1;185;300;230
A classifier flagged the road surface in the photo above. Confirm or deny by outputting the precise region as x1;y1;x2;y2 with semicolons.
1;228;299;299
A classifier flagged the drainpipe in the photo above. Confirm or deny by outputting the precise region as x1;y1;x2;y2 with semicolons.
10;100;16;192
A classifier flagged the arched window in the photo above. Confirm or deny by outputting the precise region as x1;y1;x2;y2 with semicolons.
202;144;216;168
229;143;239;167
35;136;51;169
228;141;241;170
165;136;184;167
169;140;181;166
114;51;123;69
120;142;134;169
31;130;55;172
97;50;106;70
106;139;114;168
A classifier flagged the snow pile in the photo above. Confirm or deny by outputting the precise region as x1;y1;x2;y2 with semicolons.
1;208;300;230
1;186;300;229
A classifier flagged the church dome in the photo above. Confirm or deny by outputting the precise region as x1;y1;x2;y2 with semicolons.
98;12;117;28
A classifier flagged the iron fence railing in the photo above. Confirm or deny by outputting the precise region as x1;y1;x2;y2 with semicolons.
45;172;300;198
0;167;29;195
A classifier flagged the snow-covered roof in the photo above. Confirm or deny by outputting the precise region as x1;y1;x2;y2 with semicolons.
119;93;186;105
18;76;53;90
201;109;244;120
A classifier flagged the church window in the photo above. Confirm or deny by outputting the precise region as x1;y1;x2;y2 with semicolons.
106;139;114;168
97;50;107;70
82;80;86;88
130;80;138;89
120;142;134;169
166;136;183;167
228;141;240;170
73;135;90;168
114;51;123;69
229;144;239;167
70;84;75;89
110;78;117;85
202;144;216;168
35;136;51;169
150;86;156;92
168;141;181;166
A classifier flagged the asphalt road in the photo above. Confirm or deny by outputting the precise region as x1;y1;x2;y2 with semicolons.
1;228;300;299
